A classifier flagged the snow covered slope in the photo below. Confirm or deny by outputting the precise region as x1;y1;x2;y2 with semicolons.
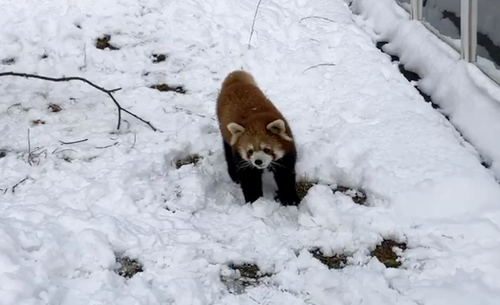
1;0;500;304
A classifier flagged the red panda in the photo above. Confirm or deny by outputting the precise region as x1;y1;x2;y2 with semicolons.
216;70;300;206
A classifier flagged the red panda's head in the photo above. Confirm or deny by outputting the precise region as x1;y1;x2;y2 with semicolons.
226;118;293;170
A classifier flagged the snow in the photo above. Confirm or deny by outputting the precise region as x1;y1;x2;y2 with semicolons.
352;0;500;179
1;0;500;304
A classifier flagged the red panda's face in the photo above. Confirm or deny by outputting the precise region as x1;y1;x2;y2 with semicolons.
227;118;293;170
235;133;285;170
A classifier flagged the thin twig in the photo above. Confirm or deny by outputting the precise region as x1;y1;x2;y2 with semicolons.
95;142;119;149
299;16;335;23
27;129;32;166
59;139;88;145
0;72;158;131
130;133;137;150
12;176;29;193
52;148;77;155
248;0;264;50
302;63;336;74
26;129;46;165
81;43;87;71
6;103;21;117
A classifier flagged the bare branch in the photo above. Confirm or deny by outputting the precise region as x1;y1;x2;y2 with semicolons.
299;16;335;23
302;63;336;74
12;176;29;193
248;0;264;50
0;71;158;131
52;148;77;155
95;142;119;149
59;139;88;145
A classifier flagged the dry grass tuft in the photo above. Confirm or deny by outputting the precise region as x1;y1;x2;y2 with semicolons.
95;35;119;50
115;256;144;278
2;58;16;65
175;154;202;169
370;239;407;268
221;263;271;294
48;103;62;113
150;83;186;94
151;53;167;63
296;178;316;200
30;119;46;126
310;248;348;269
334;185;367;205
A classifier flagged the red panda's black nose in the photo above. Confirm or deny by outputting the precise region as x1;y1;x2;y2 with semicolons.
254;159;263;166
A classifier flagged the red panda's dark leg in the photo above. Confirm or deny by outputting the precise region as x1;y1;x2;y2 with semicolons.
234;154;264;203
238;167;264;203
223;140;239;184
272;154;300;206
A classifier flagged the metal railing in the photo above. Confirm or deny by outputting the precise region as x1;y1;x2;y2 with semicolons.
398;0;500;86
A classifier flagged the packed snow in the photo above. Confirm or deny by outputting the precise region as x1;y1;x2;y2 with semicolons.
1;0;500;304
352;0;500;179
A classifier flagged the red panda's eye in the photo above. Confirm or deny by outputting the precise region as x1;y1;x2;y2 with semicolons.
263;148;271;154
248;149;253;155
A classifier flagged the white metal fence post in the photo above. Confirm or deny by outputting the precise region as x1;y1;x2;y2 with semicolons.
410;0;423;20
461;0;478;63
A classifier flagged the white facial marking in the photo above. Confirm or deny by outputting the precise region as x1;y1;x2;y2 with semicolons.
274;148;284;160
238;147;248;160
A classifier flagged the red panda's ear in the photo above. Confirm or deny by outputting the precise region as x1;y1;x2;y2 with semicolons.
267;119;293;141
227;122;245;145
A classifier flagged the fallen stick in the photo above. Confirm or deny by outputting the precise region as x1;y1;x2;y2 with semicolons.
0;71;158;131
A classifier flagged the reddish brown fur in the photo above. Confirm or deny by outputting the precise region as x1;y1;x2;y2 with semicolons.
216;70;295;155
216;70;300;205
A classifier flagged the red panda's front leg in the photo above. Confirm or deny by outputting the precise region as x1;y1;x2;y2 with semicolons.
235;154;264;203
272;154;300;206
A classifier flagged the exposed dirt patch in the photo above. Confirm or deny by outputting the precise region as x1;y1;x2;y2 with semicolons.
95;35;119;50
175;154;202;169
30;119;46;126
310;248;348;269
150;84;186;94
2;58;16;65
370;239;407;268
48;103;62;113
151;53;167;63
115;256;144;278
296;178;316;200
221;263;271;294
334;186;367;205
0;150;6;158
